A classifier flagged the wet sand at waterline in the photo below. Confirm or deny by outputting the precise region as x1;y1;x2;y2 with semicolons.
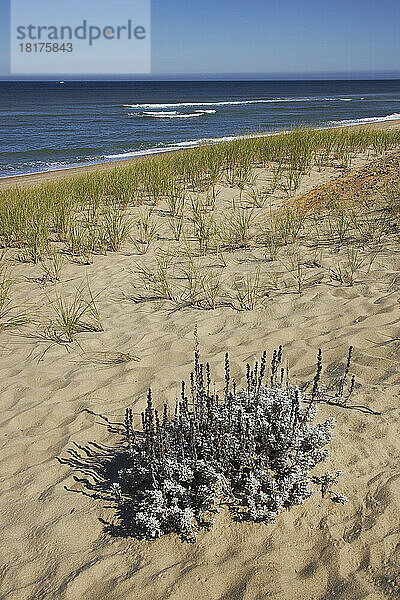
0;122;399;600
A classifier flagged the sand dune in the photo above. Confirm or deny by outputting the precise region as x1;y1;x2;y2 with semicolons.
0;130;399;600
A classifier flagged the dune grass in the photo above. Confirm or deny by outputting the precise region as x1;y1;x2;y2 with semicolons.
0;124;398;338
47;282;103;342
0;126;398;260
0;253;34;331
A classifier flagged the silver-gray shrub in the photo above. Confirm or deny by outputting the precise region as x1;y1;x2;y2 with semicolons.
114;345;351;542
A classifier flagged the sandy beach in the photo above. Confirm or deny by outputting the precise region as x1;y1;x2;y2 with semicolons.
0;121;399;600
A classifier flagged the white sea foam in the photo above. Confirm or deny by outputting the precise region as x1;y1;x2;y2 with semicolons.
104;134;238;160
150;113;203;119
122;97;353;109
144;111;178;116
105;146;183;159
329;112;400;126
129;109;217;119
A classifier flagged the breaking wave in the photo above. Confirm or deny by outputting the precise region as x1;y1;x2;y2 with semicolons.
129;109;217;119
329;112;400;126
123;97;354;110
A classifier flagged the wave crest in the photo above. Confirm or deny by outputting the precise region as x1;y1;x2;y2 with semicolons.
129;109;216;119
123;97;354;110
329;112;400;126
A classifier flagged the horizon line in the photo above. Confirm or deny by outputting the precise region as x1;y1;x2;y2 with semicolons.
1;71;400;82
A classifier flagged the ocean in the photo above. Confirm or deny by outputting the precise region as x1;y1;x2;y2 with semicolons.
0;79;400;178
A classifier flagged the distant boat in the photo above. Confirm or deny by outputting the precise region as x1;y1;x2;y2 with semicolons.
59;81;65;84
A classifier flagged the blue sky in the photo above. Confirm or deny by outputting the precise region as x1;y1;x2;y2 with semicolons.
1;0;400;78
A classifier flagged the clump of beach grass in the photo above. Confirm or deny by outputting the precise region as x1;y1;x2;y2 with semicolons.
246;184;269;209
168;214;184;242
329;246;376;287
351;209;390;247
66;223;97;264
166;186;185;217
276;205;306;245
192;207;215;256
261;206;284;261
180;254;224;309
218;207;255;250
103;204;132;252
47;281;103;342
328;203;353;244
23;217;50;264
233;267;263;310
131;208;158;254
134;251;175;301
382;182;400;218
167;190;185;241
0;256;33;331
39;251;65;284
281;247;324;296
199;269;224;309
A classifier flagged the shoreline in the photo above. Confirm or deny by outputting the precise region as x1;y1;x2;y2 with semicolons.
0;118;399;189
